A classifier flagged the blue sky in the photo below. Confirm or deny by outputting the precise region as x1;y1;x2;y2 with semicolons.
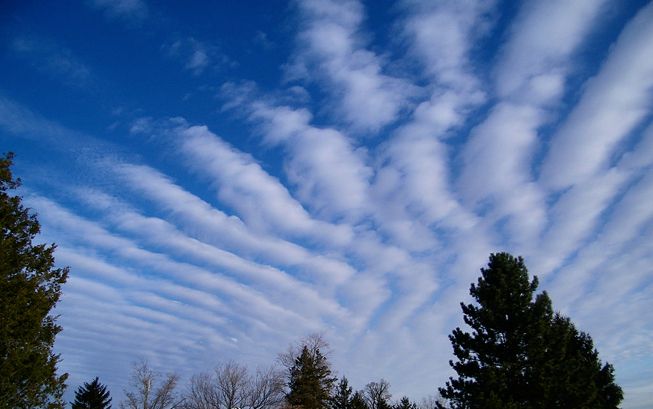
1;0;652;407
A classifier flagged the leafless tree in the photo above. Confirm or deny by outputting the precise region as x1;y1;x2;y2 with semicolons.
216;362;249;409
278;333;331;370
121;361;183;409
364;380;391;409
246;366;285;409
417;394;447;409
182;363;284;409
183;373;219;409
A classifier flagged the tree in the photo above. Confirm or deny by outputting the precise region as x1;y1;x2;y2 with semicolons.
121;361;182;409
286;344;336;409
363;380;391;409
329;377;353;409
72;377;112;409
394;397;416;409
0;152;69;409
182;362;284;409
437;252;623;409
349;392;368;409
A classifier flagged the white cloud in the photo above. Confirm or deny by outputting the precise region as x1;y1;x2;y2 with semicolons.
495;0;609;102
540;2;653;190
290;0;414;132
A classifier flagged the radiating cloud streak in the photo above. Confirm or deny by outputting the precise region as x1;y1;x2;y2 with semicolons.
1;1;652;408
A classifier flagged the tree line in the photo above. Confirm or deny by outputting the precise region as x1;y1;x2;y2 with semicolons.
0;153;623;409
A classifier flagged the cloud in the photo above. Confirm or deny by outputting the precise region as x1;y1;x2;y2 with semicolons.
495;0;609;102
176;124;355;246
89;0;148;21
289;0;415;132
401;0;493;89
11;36;92;85
540;2;653;190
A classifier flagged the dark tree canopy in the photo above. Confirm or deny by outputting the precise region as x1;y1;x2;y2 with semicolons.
329;377;353;409
349;392;368;409
394;397;416;409
438;252;623;409
286;345;336;409
72;377;112;409
0;152;69;409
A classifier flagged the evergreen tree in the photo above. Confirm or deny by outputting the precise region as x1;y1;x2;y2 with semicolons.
349;392;368;409
72;377;112;409
286;345;336;409
437;252;623;409
394;397;416;409
329;377;353;409
0;152;68;409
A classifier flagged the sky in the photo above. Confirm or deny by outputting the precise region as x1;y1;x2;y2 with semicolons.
1;0;652;407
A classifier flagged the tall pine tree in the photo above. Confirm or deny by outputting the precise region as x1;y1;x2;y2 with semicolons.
438;252;622;409
0;153;68;409
286;345;336;409
329;377;353;409
72;377;112;409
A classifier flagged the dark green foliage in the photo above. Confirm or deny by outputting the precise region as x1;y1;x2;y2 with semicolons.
0;153;69;409
350;392;368;409
330;377;353;409
72;377;112;409
394;397;416;409
438;252;623;409
287;346;336;409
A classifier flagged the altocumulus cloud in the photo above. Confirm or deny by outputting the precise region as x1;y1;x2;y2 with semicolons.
0;1;652;408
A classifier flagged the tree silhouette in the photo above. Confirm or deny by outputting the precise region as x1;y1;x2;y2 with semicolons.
72;377;112;409
438;252;623;409
0;152;68;409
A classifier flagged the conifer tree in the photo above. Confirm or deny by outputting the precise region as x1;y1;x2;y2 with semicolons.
349;392;368;409
437;252;623;409
394;397;416;409
329;377;353;409
286;345;336;409
0;152;68;409
72;377;112;409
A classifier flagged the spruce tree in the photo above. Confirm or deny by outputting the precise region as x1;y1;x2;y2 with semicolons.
437;252;623;409
329;377;353;409
0;152;69;409
349;391;368;409
394;397;416;409
72;377;112;409
286;346;336;409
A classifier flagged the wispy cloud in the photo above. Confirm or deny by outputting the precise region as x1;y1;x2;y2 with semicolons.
162;37;233;76
540;2;653;190
11;36;92;85
89;0;148;21
288;0;415;132
2;1;652;407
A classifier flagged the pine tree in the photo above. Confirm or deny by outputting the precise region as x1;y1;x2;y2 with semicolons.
349;392;368;409
72;377;112;409
394;397;416;409
329;377;353;409
286;346;336;409
0;152;69;409
437;252;623;409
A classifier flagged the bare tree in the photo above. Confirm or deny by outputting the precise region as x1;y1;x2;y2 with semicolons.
246;367;285;409
183;363;284;409
417;395;447;409
216;362;249;409
364;380;391;409
121;361;183;409
278;333;331;371
183;373;219;409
